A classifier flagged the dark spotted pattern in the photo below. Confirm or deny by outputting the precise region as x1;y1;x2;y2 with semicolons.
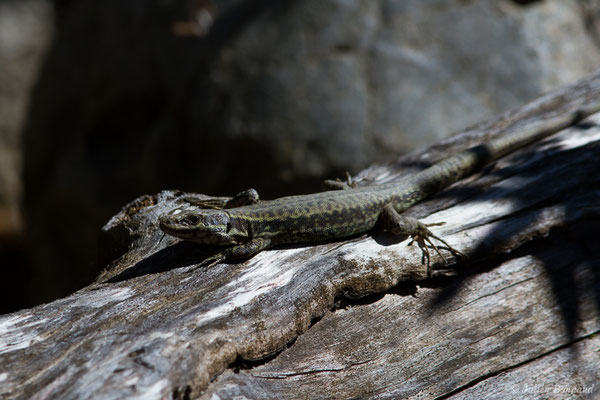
226;183;409;245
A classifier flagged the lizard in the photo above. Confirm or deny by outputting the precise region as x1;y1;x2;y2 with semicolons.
158;102;600;270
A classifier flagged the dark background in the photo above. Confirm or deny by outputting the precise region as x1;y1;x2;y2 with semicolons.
1;0;600;314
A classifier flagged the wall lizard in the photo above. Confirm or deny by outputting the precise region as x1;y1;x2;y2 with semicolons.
159;100;600;270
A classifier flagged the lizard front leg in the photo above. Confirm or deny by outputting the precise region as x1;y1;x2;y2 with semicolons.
379;204;463;272
223;188;260;208
181;188;260;210
224;237;272;260
196;237;272;269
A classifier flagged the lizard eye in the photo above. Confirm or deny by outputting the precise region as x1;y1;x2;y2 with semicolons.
183;215;201;225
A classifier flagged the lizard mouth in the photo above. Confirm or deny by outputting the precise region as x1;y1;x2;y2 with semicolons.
158;212;237;245
158;218;192;238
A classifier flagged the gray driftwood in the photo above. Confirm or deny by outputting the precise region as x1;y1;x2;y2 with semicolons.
2;73;600;399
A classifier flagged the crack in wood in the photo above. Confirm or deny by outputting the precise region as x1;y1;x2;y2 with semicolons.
433;330;600;400
251;359;374;379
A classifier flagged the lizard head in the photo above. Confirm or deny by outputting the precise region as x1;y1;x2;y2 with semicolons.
159;208;240;245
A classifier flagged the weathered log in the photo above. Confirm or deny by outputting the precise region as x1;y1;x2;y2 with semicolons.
2;73;600;399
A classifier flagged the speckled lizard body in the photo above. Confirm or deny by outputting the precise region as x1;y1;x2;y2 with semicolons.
159;104;599;268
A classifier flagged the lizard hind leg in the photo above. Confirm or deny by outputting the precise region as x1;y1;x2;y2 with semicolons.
379;204;463;272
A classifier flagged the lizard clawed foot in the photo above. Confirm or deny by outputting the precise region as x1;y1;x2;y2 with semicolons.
380;204;464;271
322;172;364;191
407;222;464;274
343;172;357;187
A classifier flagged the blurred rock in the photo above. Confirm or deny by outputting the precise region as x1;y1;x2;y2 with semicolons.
0;0;52;314
0;0;52;235
20;0;600;306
